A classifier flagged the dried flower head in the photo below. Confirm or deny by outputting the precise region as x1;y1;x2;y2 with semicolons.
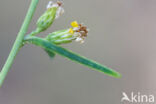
46;21;89;44
46;1;64;19
70;21;88;43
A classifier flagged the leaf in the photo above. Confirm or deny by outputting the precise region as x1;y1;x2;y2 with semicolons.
24;35;121;78
44;49;55;59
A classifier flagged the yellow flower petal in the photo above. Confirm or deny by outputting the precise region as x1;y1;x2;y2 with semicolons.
71;21;79;27
69;28;74;34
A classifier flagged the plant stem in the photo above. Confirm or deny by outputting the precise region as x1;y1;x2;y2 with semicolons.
0;0;39;87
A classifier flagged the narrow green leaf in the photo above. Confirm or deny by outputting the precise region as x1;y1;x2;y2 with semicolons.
24;35;121;78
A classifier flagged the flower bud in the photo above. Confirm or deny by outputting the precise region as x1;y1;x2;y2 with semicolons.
46;21;89;45
36;1;64;32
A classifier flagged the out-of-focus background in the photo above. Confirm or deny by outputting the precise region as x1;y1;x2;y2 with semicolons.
0;0;156;104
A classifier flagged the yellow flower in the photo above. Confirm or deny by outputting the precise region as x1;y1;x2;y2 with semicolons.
71;21;79;28
46;21;89;44
69;28;74;34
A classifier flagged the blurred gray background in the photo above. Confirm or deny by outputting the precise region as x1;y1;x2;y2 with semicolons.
0;0;156;104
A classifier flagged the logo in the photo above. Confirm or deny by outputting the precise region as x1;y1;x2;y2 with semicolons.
121;92;155;103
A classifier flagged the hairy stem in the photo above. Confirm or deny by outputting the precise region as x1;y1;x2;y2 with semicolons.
0;0;39;87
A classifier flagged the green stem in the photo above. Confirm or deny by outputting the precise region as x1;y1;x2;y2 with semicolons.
0;0;39;87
